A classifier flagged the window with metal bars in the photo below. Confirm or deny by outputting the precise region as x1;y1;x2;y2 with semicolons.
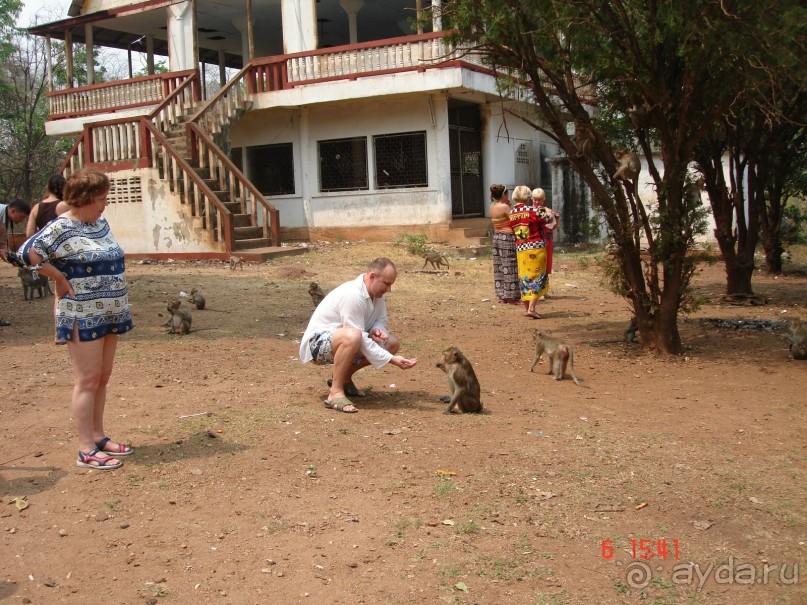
319;137;368;192
373;131;428;189
247;143;295;195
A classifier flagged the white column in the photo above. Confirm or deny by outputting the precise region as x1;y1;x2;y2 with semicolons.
281;0;318;54
339;0;364;44
431;0;442;31
430;93;452;221
168;0;196;71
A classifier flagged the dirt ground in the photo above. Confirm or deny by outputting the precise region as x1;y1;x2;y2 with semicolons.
0;240;805;605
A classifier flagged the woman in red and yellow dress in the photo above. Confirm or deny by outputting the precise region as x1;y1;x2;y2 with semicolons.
508;185;553;318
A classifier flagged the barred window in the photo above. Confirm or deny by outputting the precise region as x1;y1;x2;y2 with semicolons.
248;143;295;195
374;131;428;189
319;137;368;192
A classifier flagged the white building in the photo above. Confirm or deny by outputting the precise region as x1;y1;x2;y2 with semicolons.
30;0;581;259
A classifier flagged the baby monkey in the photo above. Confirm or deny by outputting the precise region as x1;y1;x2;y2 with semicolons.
188;288;206;310
423;252;450;270
308;281;326;307
229;255;243;271
166;299;192;335
530;332;581;385
436;346;483;414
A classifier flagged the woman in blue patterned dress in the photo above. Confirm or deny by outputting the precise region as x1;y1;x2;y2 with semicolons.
20;170;134;471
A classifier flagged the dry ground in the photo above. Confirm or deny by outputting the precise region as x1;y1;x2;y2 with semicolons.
0;241;805;605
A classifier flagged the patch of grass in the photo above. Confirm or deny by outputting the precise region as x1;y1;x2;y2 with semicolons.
393;232;434;256
434;478;456;498
613;579;629;594
456;520;479;535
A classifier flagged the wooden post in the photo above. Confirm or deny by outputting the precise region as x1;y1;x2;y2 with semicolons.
146;35;155;74
218;49;226;86
246;0;254;60
65;28;73;88
85;24;94;84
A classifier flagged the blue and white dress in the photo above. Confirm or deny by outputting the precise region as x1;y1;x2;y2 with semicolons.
19;216;134;343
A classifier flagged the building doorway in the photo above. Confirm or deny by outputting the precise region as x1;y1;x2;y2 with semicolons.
448;100;483;217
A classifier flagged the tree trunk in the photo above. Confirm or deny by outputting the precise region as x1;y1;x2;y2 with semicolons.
764;243;784;274
724;262;755;296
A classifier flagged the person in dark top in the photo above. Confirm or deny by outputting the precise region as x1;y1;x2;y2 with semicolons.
26;174;69;237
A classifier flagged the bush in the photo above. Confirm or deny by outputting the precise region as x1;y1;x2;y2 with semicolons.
393;232;435;256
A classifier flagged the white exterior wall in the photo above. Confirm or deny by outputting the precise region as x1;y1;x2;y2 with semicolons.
230;94;453;230
104;168;221;254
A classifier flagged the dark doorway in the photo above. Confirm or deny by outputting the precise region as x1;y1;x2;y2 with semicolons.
448;100;483;217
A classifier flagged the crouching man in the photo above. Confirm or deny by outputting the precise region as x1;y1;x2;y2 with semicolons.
299;257;418;413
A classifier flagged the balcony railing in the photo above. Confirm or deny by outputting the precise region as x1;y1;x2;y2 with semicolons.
48;34;492;121
47;69;199;120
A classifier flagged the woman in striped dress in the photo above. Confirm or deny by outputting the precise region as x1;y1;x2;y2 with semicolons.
20;170;135;471
489;184;520;304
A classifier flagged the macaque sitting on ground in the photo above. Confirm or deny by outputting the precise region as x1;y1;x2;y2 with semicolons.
166;300;192;335
624;316;639;344
423;252;450;270
530;332;581;385
229;255;243;271
308;282;326;307
785;319;807;360
436;346;483;414
188;288;206;310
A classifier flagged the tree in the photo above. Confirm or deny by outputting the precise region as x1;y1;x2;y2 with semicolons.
693;9;807;288
441;0;805;353
0;31;71;204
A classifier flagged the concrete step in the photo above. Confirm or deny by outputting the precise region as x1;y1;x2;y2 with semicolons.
232;237;274;250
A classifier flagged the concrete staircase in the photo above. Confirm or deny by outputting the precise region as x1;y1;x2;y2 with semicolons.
445;217;492;248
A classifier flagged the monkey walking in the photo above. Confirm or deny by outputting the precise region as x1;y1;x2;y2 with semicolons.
308;281;326;307
188;288;206;310
436;346;483;414
785;319;807;360
423;252;450;271
530;332;582;385
229;255;243;271
166;300;192;335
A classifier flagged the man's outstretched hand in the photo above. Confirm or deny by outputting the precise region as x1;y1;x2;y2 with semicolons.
390;356;417;369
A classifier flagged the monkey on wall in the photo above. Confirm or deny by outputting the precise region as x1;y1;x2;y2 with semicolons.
436;346;483;414
530;332;581;385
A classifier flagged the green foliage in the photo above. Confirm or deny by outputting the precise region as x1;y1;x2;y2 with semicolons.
782;199;807;245
393;231;435;256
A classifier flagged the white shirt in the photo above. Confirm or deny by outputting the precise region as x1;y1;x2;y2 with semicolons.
299;273;393;369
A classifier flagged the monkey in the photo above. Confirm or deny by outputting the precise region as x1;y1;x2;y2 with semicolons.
613;149;640;182
188;288;206;310
784;319;807;360
166;300;192;335
613;148;641;200
229;255;243;271
18;268;52;300
423;252;450;271
308;281;326;307
530;332;581;385
435;346;483;414
624;316;639;344
572;123;595;157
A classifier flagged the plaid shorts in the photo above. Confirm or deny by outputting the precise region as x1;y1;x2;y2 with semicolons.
309;329;363;366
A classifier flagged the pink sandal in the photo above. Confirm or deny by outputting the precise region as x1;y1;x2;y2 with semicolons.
76;448;123;470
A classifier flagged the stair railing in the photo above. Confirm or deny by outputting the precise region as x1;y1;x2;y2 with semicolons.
188;63;281;246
